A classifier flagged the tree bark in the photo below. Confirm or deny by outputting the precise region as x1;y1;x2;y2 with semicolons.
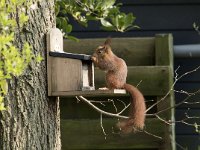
0;1;61;149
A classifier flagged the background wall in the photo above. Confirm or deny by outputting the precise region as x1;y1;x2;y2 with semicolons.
68;0;200;149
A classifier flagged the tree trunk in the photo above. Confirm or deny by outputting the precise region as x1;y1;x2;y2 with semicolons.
0;1;61;149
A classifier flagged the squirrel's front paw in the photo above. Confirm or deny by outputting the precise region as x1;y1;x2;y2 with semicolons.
98;87;109;90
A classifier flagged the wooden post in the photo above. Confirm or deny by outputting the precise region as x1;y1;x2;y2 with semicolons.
155;34;176;150
47;28;63;96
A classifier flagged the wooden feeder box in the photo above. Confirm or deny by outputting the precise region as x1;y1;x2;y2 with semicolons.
47;28;126;97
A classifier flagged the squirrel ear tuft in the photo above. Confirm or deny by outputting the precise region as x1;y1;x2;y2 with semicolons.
104;37;111;46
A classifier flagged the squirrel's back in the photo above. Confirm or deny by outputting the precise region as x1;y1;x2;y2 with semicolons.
91;42;127;89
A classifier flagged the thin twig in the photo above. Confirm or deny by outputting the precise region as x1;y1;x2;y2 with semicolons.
76;96;128;119
155;114;172;125
136;80;143;87
100;113;107;140
116;99;127;108
174;90;194;96
109;99;118;113
146;65;200;113
143;130;162;140
155;89;200;115
117;103;131;115
184;101;200;104
170;135;187;150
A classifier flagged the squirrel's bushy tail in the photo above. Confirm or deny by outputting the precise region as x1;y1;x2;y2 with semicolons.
117;83;146;134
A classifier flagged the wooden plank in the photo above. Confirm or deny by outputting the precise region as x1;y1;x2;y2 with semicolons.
155;34;173;66
51;57;82;92
47;28;63;96
69;30;200;45
155;33;174;118
52;89;126;97
95;66;170;96
155;34;174;116
64;38;155;66
61;118;165;149
155;34;175;150
49;51;91;60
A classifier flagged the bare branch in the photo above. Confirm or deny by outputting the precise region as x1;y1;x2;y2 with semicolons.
108;99;118;113
155;114;172;125
155;113;200;129
155;89;200;115
117;103;131;115
184;101;200;105
116;99;127;108
76;96;128;119
146;65;200;113
171;135;187;150
75;66;200;140
100;113;107;140
143;130;162;140
136;80;143;87
174;90;195;96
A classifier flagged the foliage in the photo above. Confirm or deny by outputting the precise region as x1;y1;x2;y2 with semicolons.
193;22;200;35
56;0;138;40
0;0;41;111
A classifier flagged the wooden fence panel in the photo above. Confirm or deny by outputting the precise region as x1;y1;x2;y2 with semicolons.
61;34;175;150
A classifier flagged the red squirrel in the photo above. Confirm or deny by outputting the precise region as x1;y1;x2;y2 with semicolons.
91;38;146;134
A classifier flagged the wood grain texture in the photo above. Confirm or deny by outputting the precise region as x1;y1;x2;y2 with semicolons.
51;57;82;92
60;34;175;150
47;28;64;96
64;38;155;66
61;118;165;149
52;89;126;97
60;35;176;150
155;34;175;150
95;66;170;96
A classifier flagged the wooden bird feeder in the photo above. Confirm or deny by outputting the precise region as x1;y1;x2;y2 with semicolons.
47;28;126;97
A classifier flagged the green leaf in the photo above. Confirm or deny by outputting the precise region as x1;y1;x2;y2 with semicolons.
0;80;8;95
55;2;60;16
60;17;68;29
100;0;116;10
86;15;98;21
0;96;6;111
56;17;61;27
36;54;44;62
19;13;29;25
100;19;113;28
64;24;72;33
65;35;79;42
56;0;138;38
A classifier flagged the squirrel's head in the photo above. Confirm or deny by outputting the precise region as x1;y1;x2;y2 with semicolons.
91;38;112;63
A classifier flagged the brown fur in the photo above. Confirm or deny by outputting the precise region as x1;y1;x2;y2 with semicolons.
91;38;146;134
